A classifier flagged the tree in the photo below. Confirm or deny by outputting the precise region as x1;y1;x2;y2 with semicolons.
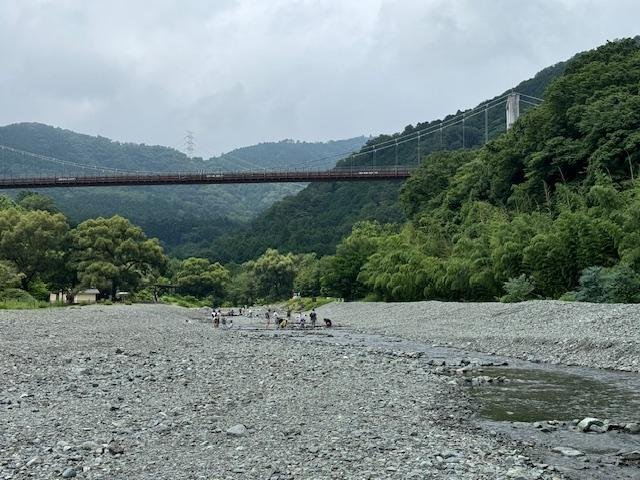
17;191;59;213
226;269;258;306
71;215;166;298
174;257;230;303
245;248;295;300
293;253;321;297
320;221;393;300
0;208;69;290
0;261;23;291
0;195;16;211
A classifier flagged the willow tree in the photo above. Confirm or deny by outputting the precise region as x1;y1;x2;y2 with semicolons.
71;215;166;298
0;208;69;290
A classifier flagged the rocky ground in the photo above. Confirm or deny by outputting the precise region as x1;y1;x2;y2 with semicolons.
0;304;562;479
318;300;640;372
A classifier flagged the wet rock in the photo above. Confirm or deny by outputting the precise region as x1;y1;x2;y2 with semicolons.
618;450;640;461
589;424;607;433
576;417;603;432
624;422;640;434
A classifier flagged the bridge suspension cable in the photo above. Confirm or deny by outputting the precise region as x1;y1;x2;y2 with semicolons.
0;90;544;178
0;144;156;174
289;92;525;170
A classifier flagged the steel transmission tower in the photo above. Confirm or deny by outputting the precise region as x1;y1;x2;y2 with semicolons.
183;131;195;157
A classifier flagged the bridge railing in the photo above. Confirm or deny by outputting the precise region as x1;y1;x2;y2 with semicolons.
0;165;418;189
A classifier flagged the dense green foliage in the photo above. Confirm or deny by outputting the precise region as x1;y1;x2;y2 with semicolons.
174;257;230;304
0;123;365;255
208;62;566;263
0;196;169;305
0;208;69;290
318;39;640;303
4;39;639;307
71;216;167;298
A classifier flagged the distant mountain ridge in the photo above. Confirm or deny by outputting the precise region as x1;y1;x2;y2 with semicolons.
0;123;366;252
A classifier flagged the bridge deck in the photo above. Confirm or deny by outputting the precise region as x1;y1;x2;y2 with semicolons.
0;167;413;189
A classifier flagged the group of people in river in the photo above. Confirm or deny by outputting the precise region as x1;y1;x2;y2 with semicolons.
211;308;233;329
210;305;332;330
263;308;319;329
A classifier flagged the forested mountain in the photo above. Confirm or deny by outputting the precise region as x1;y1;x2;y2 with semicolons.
206;60;567;262
0;123;365;252
318;38;640;303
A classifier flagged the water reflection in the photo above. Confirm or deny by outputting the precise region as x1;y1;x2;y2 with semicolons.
468;367;640;422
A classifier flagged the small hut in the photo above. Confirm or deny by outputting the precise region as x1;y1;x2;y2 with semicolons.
50;288;101;304
74;288;100;304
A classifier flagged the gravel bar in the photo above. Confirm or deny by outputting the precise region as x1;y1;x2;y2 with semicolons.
0;304;562;479
318;300;640;372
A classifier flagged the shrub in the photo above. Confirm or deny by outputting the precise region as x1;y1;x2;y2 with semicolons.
500;274;536;303
0;288;36;303
285;296;336;311
572;264;640;303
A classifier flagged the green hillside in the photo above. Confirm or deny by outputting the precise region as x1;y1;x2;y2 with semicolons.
319;38;640;303
207;61;567;263
0;123;365;252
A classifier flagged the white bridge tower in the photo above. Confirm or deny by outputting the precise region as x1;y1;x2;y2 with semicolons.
506;92;520;129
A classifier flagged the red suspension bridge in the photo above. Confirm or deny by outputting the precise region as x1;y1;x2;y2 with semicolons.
0;92;542;190
0;166;414;189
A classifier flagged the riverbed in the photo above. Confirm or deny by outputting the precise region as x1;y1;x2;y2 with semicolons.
1;303;639;479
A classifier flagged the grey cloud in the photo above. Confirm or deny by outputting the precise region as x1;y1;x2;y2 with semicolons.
0;0;639;157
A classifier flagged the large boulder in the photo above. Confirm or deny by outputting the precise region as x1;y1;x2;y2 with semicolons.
577;417;603;432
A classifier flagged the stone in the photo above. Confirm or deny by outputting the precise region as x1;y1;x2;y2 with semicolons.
589;424;607;433
441;450;458;459
551;446;584;457
226;424;247;436
506;467;533;479
108;443;124;455
576;417;603;432
61;468;77;478
81;440;100;450
25;456;40;467
624;422;640;434
618;450;640;461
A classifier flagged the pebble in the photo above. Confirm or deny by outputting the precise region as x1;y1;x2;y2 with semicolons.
0;303;622;480
317;301;640;372
61;467;77;478
226;424;247;436
551;446;584;457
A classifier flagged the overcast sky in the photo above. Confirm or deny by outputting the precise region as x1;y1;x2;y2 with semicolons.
1;0;639;157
